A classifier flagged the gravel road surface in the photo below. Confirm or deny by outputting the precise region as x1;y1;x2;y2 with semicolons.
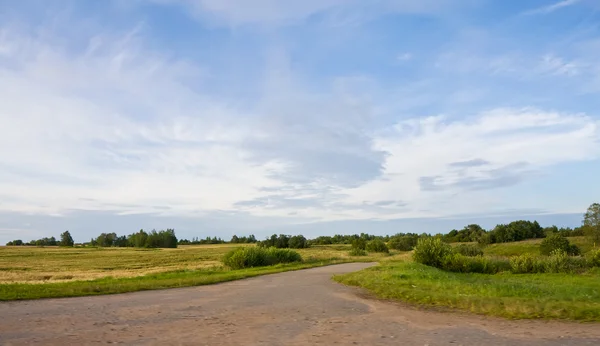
1;263;599;345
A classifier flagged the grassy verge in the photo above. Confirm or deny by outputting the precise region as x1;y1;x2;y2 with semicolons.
334;260;600;321
1;258;353;301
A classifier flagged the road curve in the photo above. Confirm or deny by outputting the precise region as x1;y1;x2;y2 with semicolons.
1;262;599;345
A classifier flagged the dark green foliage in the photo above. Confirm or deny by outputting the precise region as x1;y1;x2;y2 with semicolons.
510;251;588;274
540;233;580;256
388;234;419;251
6;240;23;246
351;238;367;251
509;254;546;274
412;237;453;267
454;244;484;257
179;236;226;245
309;233;386;246
92;229;178;248
228;234;257;244
128;230;148;248
584;203;600;244
24;237;58;246
145;229;178;248
441;253;509;274
444;224;486;243
348;248;367;256
257;234;307;249
366;239;389;253
222;247;302;269
265;247;302;264
479;220;545;244
288;235;309;249
92;232;118;247
59;231;74;247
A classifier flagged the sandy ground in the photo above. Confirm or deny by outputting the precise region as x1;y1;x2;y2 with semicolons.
1;262;599;345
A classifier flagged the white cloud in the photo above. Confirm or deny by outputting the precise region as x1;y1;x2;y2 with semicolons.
396;52;413;61
0;26;287;216
523;0;581;15
341;108;600;218
1;12;599;226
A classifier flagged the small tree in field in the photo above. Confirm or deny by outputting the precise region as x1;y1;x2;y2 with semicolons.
583;203;600;245
60;231;74;247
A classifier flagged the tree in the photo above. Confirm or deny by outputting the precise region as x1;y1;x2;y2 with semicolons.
230;235;240;243
288;235;308;249
60;231;74;247
583;203;600;244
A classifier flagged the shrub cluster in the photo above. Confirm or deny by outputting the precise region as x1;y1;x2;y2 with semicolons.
348;248;367;256
441;253;509;274
412;238;453;268
388;234;419;251
351;238;367;251
540;233;580;256
366;239;389;253
510;250;589;274
222;247;302;269
454;244;484;257
412;237;595;275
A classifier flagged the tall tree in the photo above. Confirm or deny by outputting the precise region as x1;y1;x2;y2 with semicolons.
583;203;600;244
60;231;74;247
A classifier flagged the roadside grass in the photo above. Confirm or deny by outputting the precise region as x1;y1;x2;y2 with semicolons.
334;260;600;321
0;244;393;300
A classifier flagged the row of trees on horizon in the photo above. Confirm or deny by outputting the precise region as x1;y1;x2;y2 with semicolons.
6;203;600;249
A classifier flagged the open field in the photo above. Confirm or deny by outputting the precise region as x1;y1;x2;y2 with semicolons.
482;236;594;257
0;244;396;300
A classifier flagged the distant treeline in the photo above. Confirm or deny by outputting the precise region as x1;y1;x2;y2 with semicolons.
178;234;257;245
6;231;74;247
4;220;594;251
89;229;178;248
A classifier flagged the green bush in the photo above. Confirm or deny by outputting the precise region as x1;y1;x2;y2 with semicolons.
545;250;573;273
589;249;600;267
510;253;545;274
441;253;508;274
366;239;389;253
348;248;367;256
222;247;302;269
351;238;367;251
265;247;302;263
454;244;484;257
388;235;418;251
288;235;309;249
540;233;579;256
413;237;453;268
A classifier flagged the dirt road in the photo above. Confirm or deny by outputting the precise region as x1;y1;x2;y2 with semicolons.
1;263;599;345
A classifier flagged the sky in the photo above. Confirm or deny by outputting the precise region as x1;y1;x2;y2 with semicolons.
1;0;599;243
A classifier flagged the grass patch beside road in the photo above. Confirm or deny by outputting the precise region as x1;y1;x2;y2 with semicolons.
334;260;600;321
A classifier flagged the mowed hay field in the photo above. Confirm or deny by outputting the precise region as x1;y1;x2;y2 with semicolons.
0;244;396;300
0;244;251;284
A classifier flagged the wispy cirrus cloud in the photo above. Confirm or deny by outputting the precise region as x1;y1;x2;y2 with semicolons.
523;0;581;15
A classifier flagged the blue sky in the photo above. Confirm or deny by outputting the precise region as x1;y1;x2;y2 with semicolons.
1;0;599;243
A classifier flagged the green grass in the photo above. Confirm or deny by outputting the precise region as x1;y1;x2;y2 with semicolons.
334;260;600;321
483;236;594;257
